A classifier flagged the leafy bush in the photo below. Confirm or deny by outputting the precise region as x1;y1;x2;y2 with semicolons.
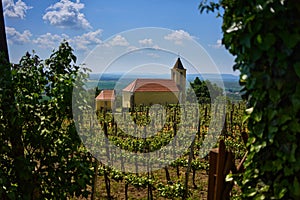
0;42;94;199
200;0;300;199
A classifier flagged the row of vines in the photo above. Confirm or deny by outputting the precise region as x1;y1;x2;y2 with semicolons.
76;100;247;199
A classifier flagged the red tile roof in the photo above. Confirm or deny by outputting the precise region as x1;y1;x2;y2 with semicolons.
96;90;115;100
123;79;179;92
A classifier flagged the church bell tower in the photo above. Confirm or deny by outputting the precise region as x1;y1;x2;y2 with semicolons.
171;57;186;102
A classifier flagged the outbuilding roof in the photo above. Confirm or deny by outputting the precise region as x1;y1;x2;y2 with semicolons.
96;90;115;101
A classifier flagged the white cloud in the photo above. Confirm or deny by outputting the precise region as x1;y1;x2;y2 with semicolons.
138;38;153;46
126;44;162;53
147;53;160;58
33;30;102;51
33;33;66;49
164;30;194;45
3;0;32;19
209;39;222;49
105;35;129;47
71;29;103;51
43;0;91;30
152;44;161;50
6;26;31;45
127;45;138;52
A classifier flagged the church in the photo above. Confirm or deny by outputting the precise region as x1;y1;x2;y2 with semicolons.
122;57;186;108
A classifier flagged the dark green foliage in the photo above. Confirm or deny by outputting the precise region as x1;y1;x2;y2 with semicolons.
95;87;101;98
0;42;94;199
188;77;223;103
200;0;300;199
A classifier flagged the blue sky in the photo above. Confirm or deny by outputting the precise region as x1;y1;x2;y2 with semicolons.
2;0;237;75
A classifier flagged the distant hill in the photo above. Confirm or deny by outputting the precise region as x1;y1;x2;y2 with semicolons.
187;73;239;82
88;73;239;82
88;73;122;81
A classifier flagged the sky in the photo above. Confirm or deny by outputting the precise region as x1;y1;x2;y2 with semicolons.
2;0;238;75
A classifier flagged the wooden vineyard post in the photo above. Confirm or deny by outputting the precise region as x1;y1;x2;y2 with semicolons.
207;140;235;200
214;140;226;200
208;147;218;200
91;159;99;200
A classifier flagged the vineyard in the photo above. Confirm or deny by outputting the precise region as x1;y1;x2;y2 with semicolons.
1;0;298;198
75;100;247;199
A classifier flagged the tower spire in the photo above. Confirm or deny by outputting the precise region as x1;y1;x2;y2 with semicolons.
173;57;185;70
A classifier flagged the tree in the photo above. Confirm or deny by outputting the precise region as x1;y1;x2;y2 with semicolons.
200;0;300;199
0;42;94;199
0;1;32;198
188;77;223;104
